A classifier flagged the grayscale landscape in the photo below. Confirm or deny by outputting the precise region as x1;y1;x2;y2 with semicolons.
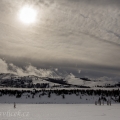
0;0;120;119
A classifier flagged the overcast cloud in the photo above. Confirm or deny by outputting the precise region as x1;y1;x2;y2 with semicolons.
0;0;120;80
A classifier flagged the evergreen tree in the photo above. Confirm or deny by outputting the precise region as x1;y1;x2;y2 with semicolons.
119;96;120;103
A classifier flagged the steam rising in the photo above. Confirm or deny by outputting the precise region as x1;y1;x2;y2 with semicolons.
0;58;57;77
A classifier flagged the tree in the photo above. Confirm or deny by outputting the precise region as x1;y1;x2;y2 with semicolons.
119;96;120;103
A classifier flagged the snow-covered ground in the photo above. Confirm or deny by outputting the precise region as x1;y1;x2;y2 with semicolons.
0;104;119;120
0;93;117;104
65;73;119;87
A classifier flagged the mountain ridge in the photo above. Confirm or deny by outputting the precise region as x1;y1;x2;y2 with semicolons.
0;73;119;88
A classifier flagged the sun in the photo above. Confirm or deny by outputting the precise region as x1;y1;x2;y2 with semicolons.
19;5;37;24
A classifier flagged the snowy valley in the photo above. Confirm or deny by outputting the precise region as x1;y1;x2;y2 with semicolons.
0;73;120;104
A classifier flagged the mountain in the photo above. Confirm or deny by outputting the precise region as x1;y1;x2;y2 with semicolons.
64;73;119;88
0;73;119;88
0;73;18;80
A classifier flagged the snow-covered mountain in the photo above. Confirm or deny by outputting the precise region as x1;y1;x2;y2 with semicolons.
0;73;119;88
0;73;18;80
65;73;119;88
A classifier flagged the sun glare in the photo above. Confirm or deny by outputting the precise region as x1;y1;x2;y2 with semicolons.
19;5;37;24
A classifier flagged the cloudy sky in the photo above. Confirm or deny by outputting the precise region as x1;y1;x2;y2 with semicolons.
0;0;120;80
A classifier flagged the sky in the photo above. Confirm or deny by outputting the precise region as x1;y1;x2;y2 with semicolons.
0;0;120;80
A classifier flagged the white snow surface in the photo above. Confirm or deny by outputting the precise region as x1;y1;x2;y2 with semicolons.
0;104;119;120
65;73;118;87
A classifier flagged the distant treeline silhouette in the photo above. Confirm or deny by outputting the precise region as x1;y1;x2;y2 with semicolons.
0;89;120;102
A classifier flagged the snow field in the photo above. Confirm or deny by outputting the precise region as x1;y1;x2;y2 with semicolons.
0;93;115;104
0;104;119;120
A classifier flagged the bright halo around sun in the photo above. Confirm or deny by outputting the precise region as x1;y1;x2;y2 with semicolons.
19;5;37;24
